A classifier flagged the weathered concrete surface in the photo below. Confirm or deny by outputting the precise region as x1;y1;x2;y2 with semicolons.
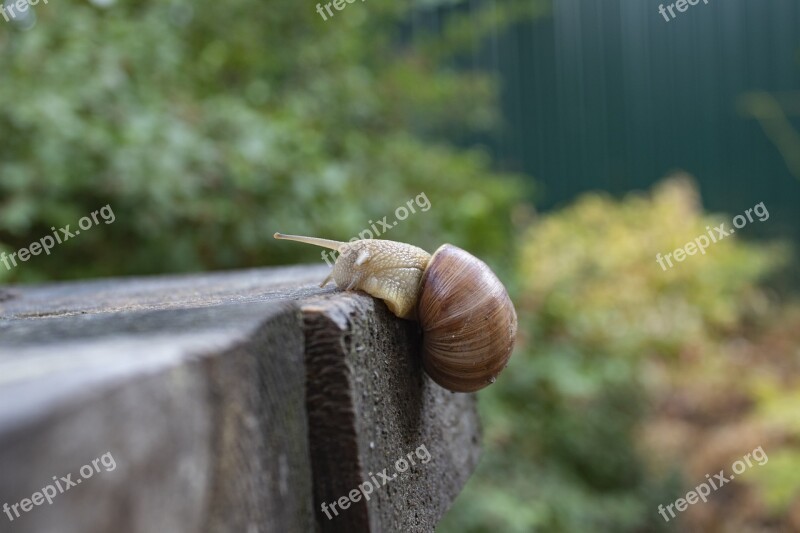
0;265;481;533
304;294;481;532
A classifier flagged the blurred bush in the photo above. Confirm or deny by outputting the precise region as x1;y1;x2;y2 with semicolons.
440;176;792;532
0;0;538;283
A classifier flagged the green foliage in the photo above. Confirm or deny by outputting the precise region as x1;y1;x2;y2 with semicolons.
749;449;800;513
440;177;787;532
518;176;786;358
747;382;800;513
0;0;533;283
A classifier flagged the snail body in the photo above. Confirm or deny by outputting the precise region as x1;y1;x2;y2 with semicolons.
274;233;517;392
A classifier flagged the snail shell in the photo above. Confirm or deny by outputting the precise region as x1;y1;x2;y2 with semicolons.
418;244;517;392
273;233;517;392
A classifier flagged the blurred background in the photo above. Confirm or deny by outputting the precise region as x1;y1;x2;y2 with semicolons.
2;0;800;530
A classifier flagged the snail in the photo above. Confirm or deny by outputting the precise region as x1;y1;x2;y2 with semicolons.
273;232;517;392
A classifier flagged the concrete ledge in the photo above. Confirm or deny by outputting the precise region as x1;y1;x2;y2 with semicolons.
0;266;480;532
304;293;480;531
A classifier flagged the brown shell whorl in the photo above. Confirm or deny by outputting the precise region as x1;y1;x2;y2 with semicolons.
417;244;517;392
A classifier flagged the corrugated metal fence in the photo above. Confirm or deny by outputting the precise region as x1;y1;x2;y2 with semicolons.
428;0;800;241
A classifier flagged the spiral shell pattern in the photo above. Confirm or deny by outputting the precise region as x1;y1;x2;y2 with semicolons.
417;244;517;392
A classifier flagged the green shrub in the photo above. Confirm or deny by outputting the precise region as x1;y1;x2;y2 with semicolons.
0;0;533;283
